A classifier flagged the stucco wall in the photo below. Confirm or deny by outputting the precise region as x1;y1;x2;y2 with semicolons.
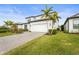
30;16;42;21
69;19;73;33
18;25;25;29
53;20;59;29
72;18;79;33
26;14;59;32
27;20;58;32
65;18;79;33
29;20;52;32
64;20;69;32
27;24;31;31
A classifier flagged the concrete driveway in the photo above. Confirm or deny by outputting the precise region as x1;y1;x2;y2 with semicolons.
0;32;45;54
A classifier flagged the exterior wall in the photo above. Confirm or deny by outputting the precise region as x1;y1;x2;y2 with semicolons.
64;20;69;32
18;25;25;29
27;23;31;31
26;15;59;32
30;16;42;21
69;19;73;33
53;20;59;29
24;24;27;30
29;20;52;32
64;18;79;33
47;20;52;29
29;15;48;21
35;16;42;20
30;21;48;32
72;18;79;33
27;20;58;32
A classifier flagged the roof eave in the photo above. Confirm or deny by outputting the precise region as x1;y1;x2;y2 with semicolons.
64;16;79;26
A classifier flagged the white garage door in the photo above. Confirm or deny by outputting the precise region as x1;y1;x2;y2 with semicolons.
30;24;48;32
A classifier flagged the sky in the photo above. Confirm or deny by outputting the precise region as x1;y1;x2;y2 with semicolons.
0;4;79;26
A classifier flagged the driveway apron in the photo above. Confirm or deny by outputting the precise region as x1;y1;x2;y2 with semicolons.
0;32;45;54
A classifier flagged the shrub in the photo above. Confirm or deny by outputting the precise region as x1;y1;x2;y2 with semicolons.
23;29;28;31
17;29;24;33
64;30;69;33
0;26;10;33
52;29;57;34
57;28;60;31
11;24;18;33
48;29;52;35
48;29;57;35
61;25;64;31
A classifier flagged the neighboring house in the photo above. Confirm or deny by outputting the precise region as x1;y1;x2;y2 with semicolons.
64;13;79;33
25;13;59;32
16;23;27;30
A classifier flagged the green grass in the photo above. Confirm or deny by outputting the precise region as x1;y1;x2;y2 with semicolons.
5;32;79;55
0;32;15;37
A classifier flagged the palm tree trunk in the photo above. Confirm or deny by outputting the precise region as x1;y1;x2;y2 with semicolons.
52;21;55;29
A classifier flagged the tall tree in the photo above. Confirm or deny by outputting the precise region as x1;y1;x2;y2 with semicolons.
41;5;53;18
41;5;61;29
4;20;14;28
11;24;18;33
49;11;61;28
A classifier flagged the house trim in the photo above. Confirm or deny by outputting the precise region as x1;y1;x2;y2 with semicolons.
64;16;79;26
68;20;69;33
16;23;28;25
25;12;54;19
64;13;79;33
28;19;50;23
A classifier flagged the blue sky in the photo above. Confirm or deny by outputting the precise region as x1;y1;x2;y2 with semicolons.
0;4;79;26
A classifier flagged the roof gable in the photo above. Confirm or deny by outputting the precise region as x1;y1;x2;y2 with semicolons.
25;12;54;19
72;13;79;17
64;13;79;25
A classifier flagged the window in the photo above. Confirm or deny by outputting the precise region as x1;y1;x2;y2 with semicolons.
73;19;79;29
73;24;79;29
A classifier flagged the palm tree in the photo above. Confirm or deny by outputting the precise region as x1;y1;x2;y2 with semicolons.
41;5;53;18
4;20;19;33
4;20;14;28
49;12;61;29
11;24;18;33
41;5;61;29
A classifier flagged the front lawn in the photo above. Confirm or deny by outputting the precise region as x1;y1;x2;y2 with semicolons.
5;32;79;55
0;32;15;37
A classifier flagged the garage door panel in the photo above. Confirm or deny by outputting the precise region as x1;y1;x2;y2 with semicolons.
31;24;48;32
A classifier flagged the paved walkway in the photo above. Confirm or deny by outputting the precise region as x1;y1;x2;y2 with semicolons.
0;32;45;54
